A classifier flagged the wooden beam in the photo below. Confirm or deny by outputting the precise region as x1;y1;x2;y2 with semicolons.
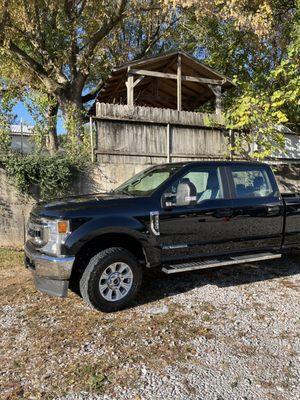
133;75;145;88
177;54;182;111
95;149;167;158
135;58;177;103
131;68;175;80
130;68;224;85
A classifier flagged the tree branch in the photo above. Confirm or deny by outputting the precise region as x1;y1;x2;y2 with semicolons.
81;80;105;103
7;41;59;91
82;0;128;61
64;0;79;80
0;1;9;45
73;0;128;96
76;0;87;17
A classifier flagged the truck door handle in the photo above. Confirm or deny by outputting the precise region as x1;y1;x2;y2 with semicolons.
150;211;160;236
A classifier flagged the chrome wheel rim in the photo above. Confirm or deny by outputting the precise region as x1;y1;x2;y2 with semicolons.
99;262;133;302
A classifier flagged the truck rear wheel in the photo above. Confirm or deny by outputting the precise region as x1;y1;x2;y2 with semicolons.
79;247;143;312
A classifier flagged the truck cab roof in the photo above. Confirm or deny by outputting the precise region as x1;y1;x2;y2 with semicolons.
154;160;268;168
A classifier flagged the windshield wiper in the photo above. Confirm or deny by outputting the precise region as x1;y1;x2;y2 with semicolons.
112;189;132;196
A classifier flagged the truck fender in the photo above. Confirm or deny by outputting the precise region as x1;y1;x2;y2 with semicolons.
64;215;159;266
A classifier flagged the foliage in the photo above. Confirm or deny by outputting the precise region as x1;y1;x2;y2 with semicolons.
226;44;299;159
0;144;91;200
0;0;179;137
22;91;58;151
0;100;91;200
0;75;91;200
176;0;299;159
0;79;16;154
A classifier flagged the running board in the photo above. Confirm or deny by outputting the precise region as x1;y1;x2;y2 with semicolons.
162;252;281;274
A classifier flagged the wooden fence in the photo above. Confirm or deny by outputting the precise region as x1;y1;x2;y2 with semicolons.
94;103;230;164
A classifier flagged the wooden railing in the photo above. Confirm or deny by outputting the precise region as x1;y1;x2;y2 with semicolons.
95;102;225;127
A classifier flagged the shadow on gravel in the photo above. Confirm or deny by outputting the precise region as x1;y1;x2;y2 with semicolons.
133;255;300;308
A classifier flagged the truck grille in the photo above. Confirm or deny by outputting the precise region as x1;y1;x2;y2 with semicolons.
27;216;46;246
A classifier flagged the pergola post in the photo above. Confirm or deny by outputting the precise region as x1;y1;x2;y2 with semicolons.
208;84;223;117
215;85;222;117
126;67;134;106
177;54;182;111
215;86;222;117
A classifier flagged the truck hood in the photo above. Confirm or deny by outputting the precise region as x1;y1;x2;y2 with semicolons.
32;191;135;218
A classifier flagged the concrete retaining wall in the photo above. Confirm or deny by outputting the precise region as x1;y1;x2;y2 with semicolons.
0;169;35;247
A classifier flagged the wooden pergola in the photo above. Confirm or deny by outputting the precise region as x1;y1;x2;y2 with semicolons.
96;51;234;116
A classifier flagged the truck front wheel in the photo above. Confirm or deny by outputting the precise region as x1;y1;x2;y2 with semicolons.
79;247;143;312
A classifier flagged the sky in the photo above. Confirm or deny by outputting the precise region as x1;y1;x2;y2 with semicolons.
12;101;65;134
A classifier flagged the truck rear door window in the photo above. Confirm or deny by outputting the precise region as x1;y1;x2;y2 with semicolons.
231;166;274;198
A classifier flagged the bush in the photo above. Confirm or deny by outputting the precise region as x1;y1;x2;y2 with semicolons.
0;116;93;200
0;147;90;201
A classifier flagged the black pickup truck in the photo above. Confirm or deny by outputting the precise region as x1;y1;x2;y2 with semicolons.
25;161;300;312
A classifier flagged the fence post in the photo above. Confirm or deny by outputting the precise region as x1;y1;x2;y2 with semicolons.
90;116;94;163
229;129;234;160
177;54;182;111
20;118;24;153
166;123;171;163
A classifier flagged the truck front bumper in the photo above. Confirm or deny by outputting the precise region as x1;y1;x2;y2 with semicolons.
24;242;75;297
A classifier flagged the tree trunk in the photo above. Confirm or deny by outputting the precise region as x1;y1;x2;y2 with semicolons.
59;95;86;140
45;100;59;155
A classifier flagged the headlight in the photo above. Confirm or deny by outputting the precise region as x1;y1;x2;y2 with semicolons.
41;219;71;256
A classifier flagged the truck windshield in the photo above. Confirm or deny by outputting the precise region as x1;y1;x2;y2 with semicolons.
114;165;181;196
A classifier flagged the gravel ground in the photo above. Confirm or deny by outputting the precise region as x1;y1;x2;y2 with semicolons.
0;248;299;400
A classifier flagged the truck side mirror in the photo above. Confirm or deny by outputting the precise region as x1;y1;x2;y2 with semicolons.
175;182;197;206
162;193;176;209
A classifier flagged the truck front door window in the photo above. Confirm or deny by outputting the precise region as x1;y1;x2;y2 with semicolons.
165;167;224;207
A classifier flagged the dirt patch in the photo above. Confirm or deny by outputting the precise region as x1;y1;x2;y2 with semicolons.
0;248;299;399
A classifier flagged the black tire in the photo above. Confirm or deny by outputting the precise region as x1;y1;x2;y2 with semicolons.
79;247;143;312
